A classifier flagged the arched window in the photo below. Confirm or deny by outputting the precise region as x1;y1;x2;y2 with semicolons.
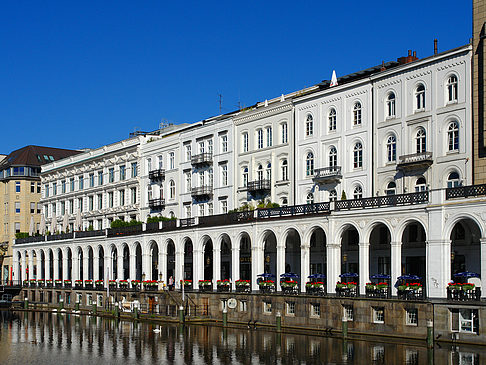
415;177;427;192
169;180;176;199
447;75;458;102
353;102;362;125
415;84;425;110
281;123;288;144
448;121;459;151
242;133;249;152
306;152;314;176
447;171;461;188
242;167;248;187
306;192;314;204
306;114;313;137
353;142;363;168
329;146;338;167
266;163;272;181
416;128;426;153
281;197;288;206
257;164;263;180
386;135;397;162
329;190;337;202
328;108;336;131
385;181;396;195
169;211;175;219
281;159;288;181
386;92;396;117
353;185;363;199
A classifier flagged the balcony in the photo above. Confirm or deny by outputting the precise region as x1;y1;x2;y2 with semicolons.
446;183;486;200
313;166;342;184
335;191;428;211
149;198;165;210
247;179;271;193
397;152;433;172
149;169;165;181
191;185;213;198
191;153;212;166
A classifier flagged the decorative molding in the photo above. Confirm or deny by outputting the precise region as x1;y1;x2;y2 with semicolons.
234;102;293;125
297;103;318;111
405;69;432;81
377;79;401;89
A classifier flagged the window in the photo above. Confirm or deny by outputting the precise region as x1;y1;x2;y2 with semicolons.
89;196;94;211
448;121;459;151
415;84;425;110
306;114;313;136
257;129;264;149
52;182;57;195
37;203;41;214
221;200;228;214
353;142;363;168
109;168;114;183
447;172;461;188
266;127;272;147
242;132;249;152
186;144;192;161
306;193;314;205
185;172;191;192
343;305;354;321
239;300;247;312
386;135;397;162
15;222;20;233
281;123;288;143
98;171;103;186
353;102;362;125
281;159;288;181
69;200;74;214
373;307;385;323
31;182;35;193
286;302;295;316
97;194;103;210
353;185;363;199
119;165;126;180
311;303;320;317
185;205;191;218
45;185;49;197
328;108;336;131
447;75;458;102
266;163;271;181
306;152;314;176
89;173;94;187
416;128;426;153
61;180;66;193
199;204;205;217
242;167;248;187
415;177;427;192
61;201;65;215
329;190;337;202
386;92;396;117
208;202;214;215
221;164;228;186
406;308;418;326
451;308;478;334
169;152;175;169
199;141;205;154
131;187;137;204
78;197;83;212
157;155;163;169
221;134;228;152
15;181;20;193
15;202;20;214
131;162;138;178
70;177;75;191
119;190;125;206
329;146;337;167
169;180;175;199
37;183;41;194
385;181;396;195
208;168;213;186
199;171;205;187
263;301;272;314
257;164;263;180
372;346;385;362
207;139;213;154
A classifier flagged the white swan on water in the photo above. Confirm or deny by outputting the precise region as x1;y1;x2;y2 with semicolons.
153;326;161;333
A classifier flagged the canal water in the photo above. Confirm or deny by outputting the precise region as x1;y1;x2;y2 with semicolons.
0;311;484;364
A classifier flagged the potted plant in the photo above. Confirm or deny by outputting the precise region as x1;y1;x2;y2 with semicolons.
143;280;157;291
235;279;251;292
131;280;140;289
29;279;37;287
75;279;83;288
119;280;128;289
280;280;298;293
95;280;104;289
37;279;45;287
45;279;53;287
198;279;212;292
84;279;93;288
55;279;63;288
258;280;275;293
180;279;192;288
63;280;72;287
109;280;117;289
217;279;231;292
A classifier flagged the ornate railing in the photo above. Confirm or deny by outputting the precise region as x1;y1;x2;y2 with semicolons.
15;236;45;244
191;186;213;197
247;179;271;192
75;230;105;238
107;224;143;237
180;218;196;227
191;153;212;165
398;151;433;165
149;198;165;210
335;191;428;211
47;232;74;241
257;202;330;219
199;211;255;227
313;166;342;181
148;169;165;181
447;287;481;301
446;184;486;200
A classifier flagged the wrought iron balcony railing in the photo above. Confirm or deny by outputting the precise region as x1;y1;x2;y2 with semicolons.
148;169;165;181
397;152;433;171
191;185;213;197
313;166;342;183
247;179;271;192
149;198;166;210
191;153;212;166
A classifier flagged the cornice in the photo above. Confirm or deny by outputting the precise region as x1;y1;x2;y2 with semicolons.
234;102;293;125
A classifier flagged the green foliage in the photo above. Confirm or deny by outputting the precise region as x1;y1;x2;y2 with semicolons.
87;225;94;231
341;191;347;200
15;232;29;239
257;200;280;209
110;219;143;228
147;216;176;223
238;202;254;211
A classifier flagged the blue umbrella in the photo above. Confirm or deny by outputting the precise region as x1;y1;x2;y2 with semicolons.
454;271;480;278
258;273;275;278
397;274;421;281
370;274;390;280
307;274;326;279
339;272;358;278
280;272;299;278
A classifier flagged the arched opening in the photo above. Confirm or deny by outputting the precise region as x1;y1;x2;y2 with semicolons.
88;246;94;280
123;245;130;280
401;221;427;279
203;238;213;280
66;248;72;281
341;225;359;276
184;239;193;285
263;231;277;276
285;229;301;276
309;227;327;275
111;246;118;280
150;241;159;281
450;219;481;279
135;243;142;281
32;251;37;279
369;224;391;277
40;250;45;280
239;234;251;280
220;234;232;280
98;246;104;280
57;249;63;281
167;240;175;280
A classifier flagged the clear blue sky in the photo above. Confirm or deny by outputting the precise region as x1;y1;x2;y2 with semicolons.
0;1;472;153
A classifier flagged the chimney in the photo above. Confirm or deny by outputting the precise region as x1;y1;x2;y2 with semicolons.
397;50;419;64
434;39;438;55
380;61;386;71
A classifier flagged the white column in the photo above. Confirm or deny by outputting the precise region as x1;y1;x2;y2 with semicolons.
117;251;124;280
326;243;340;293
53;256;59;281
276;244;285;291
142;253;151;281
82;254;89;281
426;239;450;298
159;252;167;283
231;247;240;291
481;238;486;298
251;246;263;291
36;251;42;280
213;247;220;291
300;244;310;292
358;242;369;295
28;252;34;281
175;251;183;289
129;254;136;281
93;253;99;281
20;254;26;282
390;241;402;296
13;254;20;283
104;254;111;286
44;255;51;281
193;249;203;290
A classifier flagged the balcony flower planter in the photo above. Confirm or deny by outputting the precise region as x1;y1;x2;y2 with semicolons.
131;280;140;290
109;280;117;289
397;283;423;300
280;280;298;294
305;282;326;295
235;279;251;293
447;283;481;301
84;280;93;288
74;280;83;289
29;279;37;288
37;280;45;288
217;279;231;292
95;280;104;290
55;280;63;288
180;280;192;290
258;280;275;293
365;282;390;298
119;280;129;289
143;280;158;291
45;280;53;288
199;280;212;292
63;280;72;288
335;282;358;297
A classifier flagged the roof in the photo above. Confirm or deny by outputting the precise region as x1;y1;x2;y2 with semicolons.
0;145;81;169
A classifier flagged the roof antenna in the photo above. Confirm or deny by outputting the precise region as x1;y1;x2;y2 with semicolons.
434;39;438;55
218;93;223;113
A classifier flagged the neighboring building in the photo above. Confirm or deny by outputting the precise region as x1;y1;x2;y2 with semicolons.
0;145;80;280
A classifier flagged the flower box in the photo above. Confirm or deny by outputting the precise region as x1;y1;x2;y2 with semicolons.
95;280;104;289
447;282;480;301
55;280;63;288
84;280;93;288
336;282;358;297
258;280;275;293
199;280;212;292
143;280;158;291
119;280;129;289
75;280;83;288
37;279;45;287
45;279;53;287
63;280;72;287
217;279;231;292
180;280;192;287
109;280;117;288
29;279;37;287
131;280;140;289
235;279;250;292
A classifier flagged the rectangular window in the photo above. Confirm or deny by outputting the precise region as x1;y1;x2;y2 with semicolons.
15;202;20;214
186;145;192;161
78;198;83;212
98;171;103;186
406;308;418;326
89;173;94;187
286;302;295;316
30;202;35;214
61;180;66;193
97;219;102;230
281;123;288;144
79;176;84;190
222;164;228;186
169;153;175;169
208;203;213;216
61;201;65;215
88;196;94;211
266;127;272;147
119;190;125;206
131;162;138;178
109;168;114;183
451;309;479;334
311;303;320;317
257;129;264;149
185;205;191;218
31;182;35;193
199;204;205;217
119;165;126;180
221;200;228;214
15;181;20;193
239;300;247;312
15;222;20;233
108;192;114;208
263;301;272;314
343;305;354;321
37;183;41;194
221;134;228;152
131;188;137;204
97;194;103;210
373;307;385;324
70;178;75;192
208;139;213;154
52;182;57;195
37;203;41;214
243;133;249;152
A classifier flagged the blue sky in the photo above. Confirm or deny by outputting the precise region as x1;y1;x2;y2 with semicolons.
0;1;472;153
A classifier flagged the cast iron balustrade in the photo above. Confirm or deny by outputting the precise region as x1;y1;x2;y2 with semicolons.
149;198;166;210
446;183;486;200
397;288;425;300
365;286;391;299
107;224;143;237
335;191;428;211
75;230;105;238
191;153;212;166
47;232;74;241
15;236;45;244
258;202;330;219
199;211;255;227
180;217;196;227
191;185;213;198
447;286;481;301
148;169;165;181
313;166;342;184
247;179;271;192
397;151;433;171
